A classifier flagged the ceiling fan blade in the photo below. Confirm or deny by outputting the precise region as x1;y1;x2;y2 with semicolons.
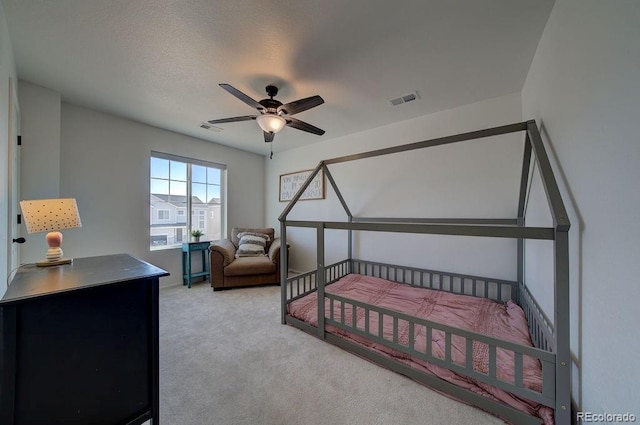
285;117;325;135
207;115;256;124
264;131;274;143
219;84;264;110
278;95;324;116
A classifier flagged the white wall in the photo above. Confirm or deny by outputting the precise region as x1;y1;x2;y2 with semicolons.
18;93;265;286
266;92;525;280
18;82;61;199
522;0;640;415
0;3;18;298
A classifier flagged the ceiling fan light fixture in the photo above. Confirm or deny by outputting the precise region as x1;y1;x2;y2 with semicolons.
256;114;286;134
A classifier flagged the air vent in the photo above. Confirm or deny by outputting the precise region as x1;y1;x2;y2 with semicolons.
388;91;420;106
200;122;223;132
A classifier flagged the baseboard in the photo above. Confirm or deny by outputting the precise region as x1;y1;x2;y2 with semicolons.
160;281;184;290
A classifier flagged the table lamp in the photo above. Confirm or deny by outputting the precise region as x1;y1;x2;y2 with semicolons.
20;198;82;267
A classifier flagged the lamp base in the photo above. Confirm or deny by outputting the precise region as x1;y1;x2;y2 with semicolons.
36;258;73;267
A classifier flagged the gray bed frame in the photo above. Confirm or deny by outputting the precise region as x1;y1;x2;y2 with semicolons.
279;120;570;425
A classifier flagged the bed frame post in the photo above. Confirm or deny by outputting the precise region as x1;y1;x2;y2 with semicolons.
555;229;571;425
527;120;572;424
280;220;288;325
517;136;532;301
317;223;326;339
517;220;524;303
348;218;353;265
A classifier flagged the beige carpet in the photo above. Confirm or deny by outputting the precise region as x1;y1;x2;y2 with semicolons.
159;282;505;425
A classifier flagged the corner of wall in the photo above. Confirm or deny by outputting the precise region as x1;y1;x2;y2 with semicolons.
1;2;19;298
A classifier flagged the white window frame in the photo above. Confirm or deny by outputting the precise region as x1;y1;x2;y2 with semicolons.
150;151;227;250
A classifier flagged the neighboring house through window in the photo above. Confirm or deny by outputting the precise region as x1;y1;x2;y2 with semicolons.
150;152;226;250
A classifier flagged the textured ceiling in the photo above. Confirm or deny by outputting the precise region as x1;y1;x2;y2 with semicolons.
3;0;554;156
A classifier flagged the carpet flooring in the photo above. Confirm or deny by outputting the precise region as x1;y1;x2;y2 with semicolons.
159;282;505;425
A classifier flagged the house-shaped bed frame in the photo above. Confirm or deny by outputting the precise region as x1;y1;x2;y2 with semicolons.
279;120;570;425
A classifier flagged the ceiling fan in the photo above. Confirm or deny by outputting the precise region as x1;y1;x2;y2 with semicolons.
208;84;325;145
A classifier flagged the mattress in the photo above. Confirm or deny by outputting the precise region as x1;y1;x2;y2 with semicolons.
287;273;554;425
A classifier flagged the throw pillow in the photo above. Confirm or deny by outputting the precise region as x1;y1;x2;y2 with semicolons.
235;232;270;257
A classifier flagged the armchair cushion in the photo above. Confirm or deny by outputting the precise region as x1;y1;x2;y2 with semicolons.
224;256;277;277
232;228;275;250
236;232;270;257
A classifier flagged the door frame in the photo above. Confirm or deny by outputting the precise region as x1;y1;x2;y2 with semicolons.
7;77;21;279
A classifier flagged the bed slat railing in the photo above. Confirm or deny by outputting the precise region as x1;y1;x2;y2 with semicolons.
519;283;555;352
325;292;556;408
287;258;519;304
350;259;518;303
285;259;351;303
285;269;317;303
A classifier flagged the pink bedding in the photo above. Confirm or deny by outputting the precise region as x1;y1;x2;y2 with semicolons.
288;273;554;425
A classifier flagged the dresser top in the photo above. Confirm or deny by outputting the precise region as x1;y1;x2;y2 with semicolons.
2;253;169;305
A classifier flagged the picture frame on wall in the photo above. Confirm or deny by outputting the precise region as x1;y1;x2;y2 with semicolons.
279;169;325;202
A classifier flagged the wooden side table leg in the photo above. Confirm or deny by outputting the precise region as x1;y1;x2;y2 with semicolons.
201;249;207;282
182;251;187;286
187;250;193;288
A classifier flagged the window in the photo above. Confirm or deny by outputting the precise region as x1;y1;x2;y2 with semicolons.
150;152;226;250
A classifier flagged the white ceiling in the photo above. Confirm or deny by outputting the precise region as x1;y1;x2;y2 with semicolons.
3;0;554;156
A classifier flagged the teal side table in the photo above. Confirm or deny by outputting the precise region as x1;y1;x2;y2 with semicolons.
181;241;211;288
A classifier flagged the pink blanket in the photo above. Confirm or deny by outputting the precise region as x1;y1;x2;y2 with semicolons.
288;273;554;425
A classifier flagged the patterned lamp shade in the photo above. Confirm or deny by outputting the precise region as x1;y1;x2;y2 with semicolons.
20;198;82;234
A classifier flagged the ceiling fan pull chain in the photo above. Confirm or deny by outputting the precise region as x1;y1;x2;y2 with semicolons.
270;144;273;160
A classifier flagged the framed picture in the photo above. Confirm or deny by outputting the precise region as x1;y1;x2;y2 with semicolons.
279;169;325;202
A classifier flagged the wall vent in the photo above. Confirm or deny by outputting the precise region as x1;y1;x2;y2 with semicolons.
200;122;223;132
388;91;420;106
